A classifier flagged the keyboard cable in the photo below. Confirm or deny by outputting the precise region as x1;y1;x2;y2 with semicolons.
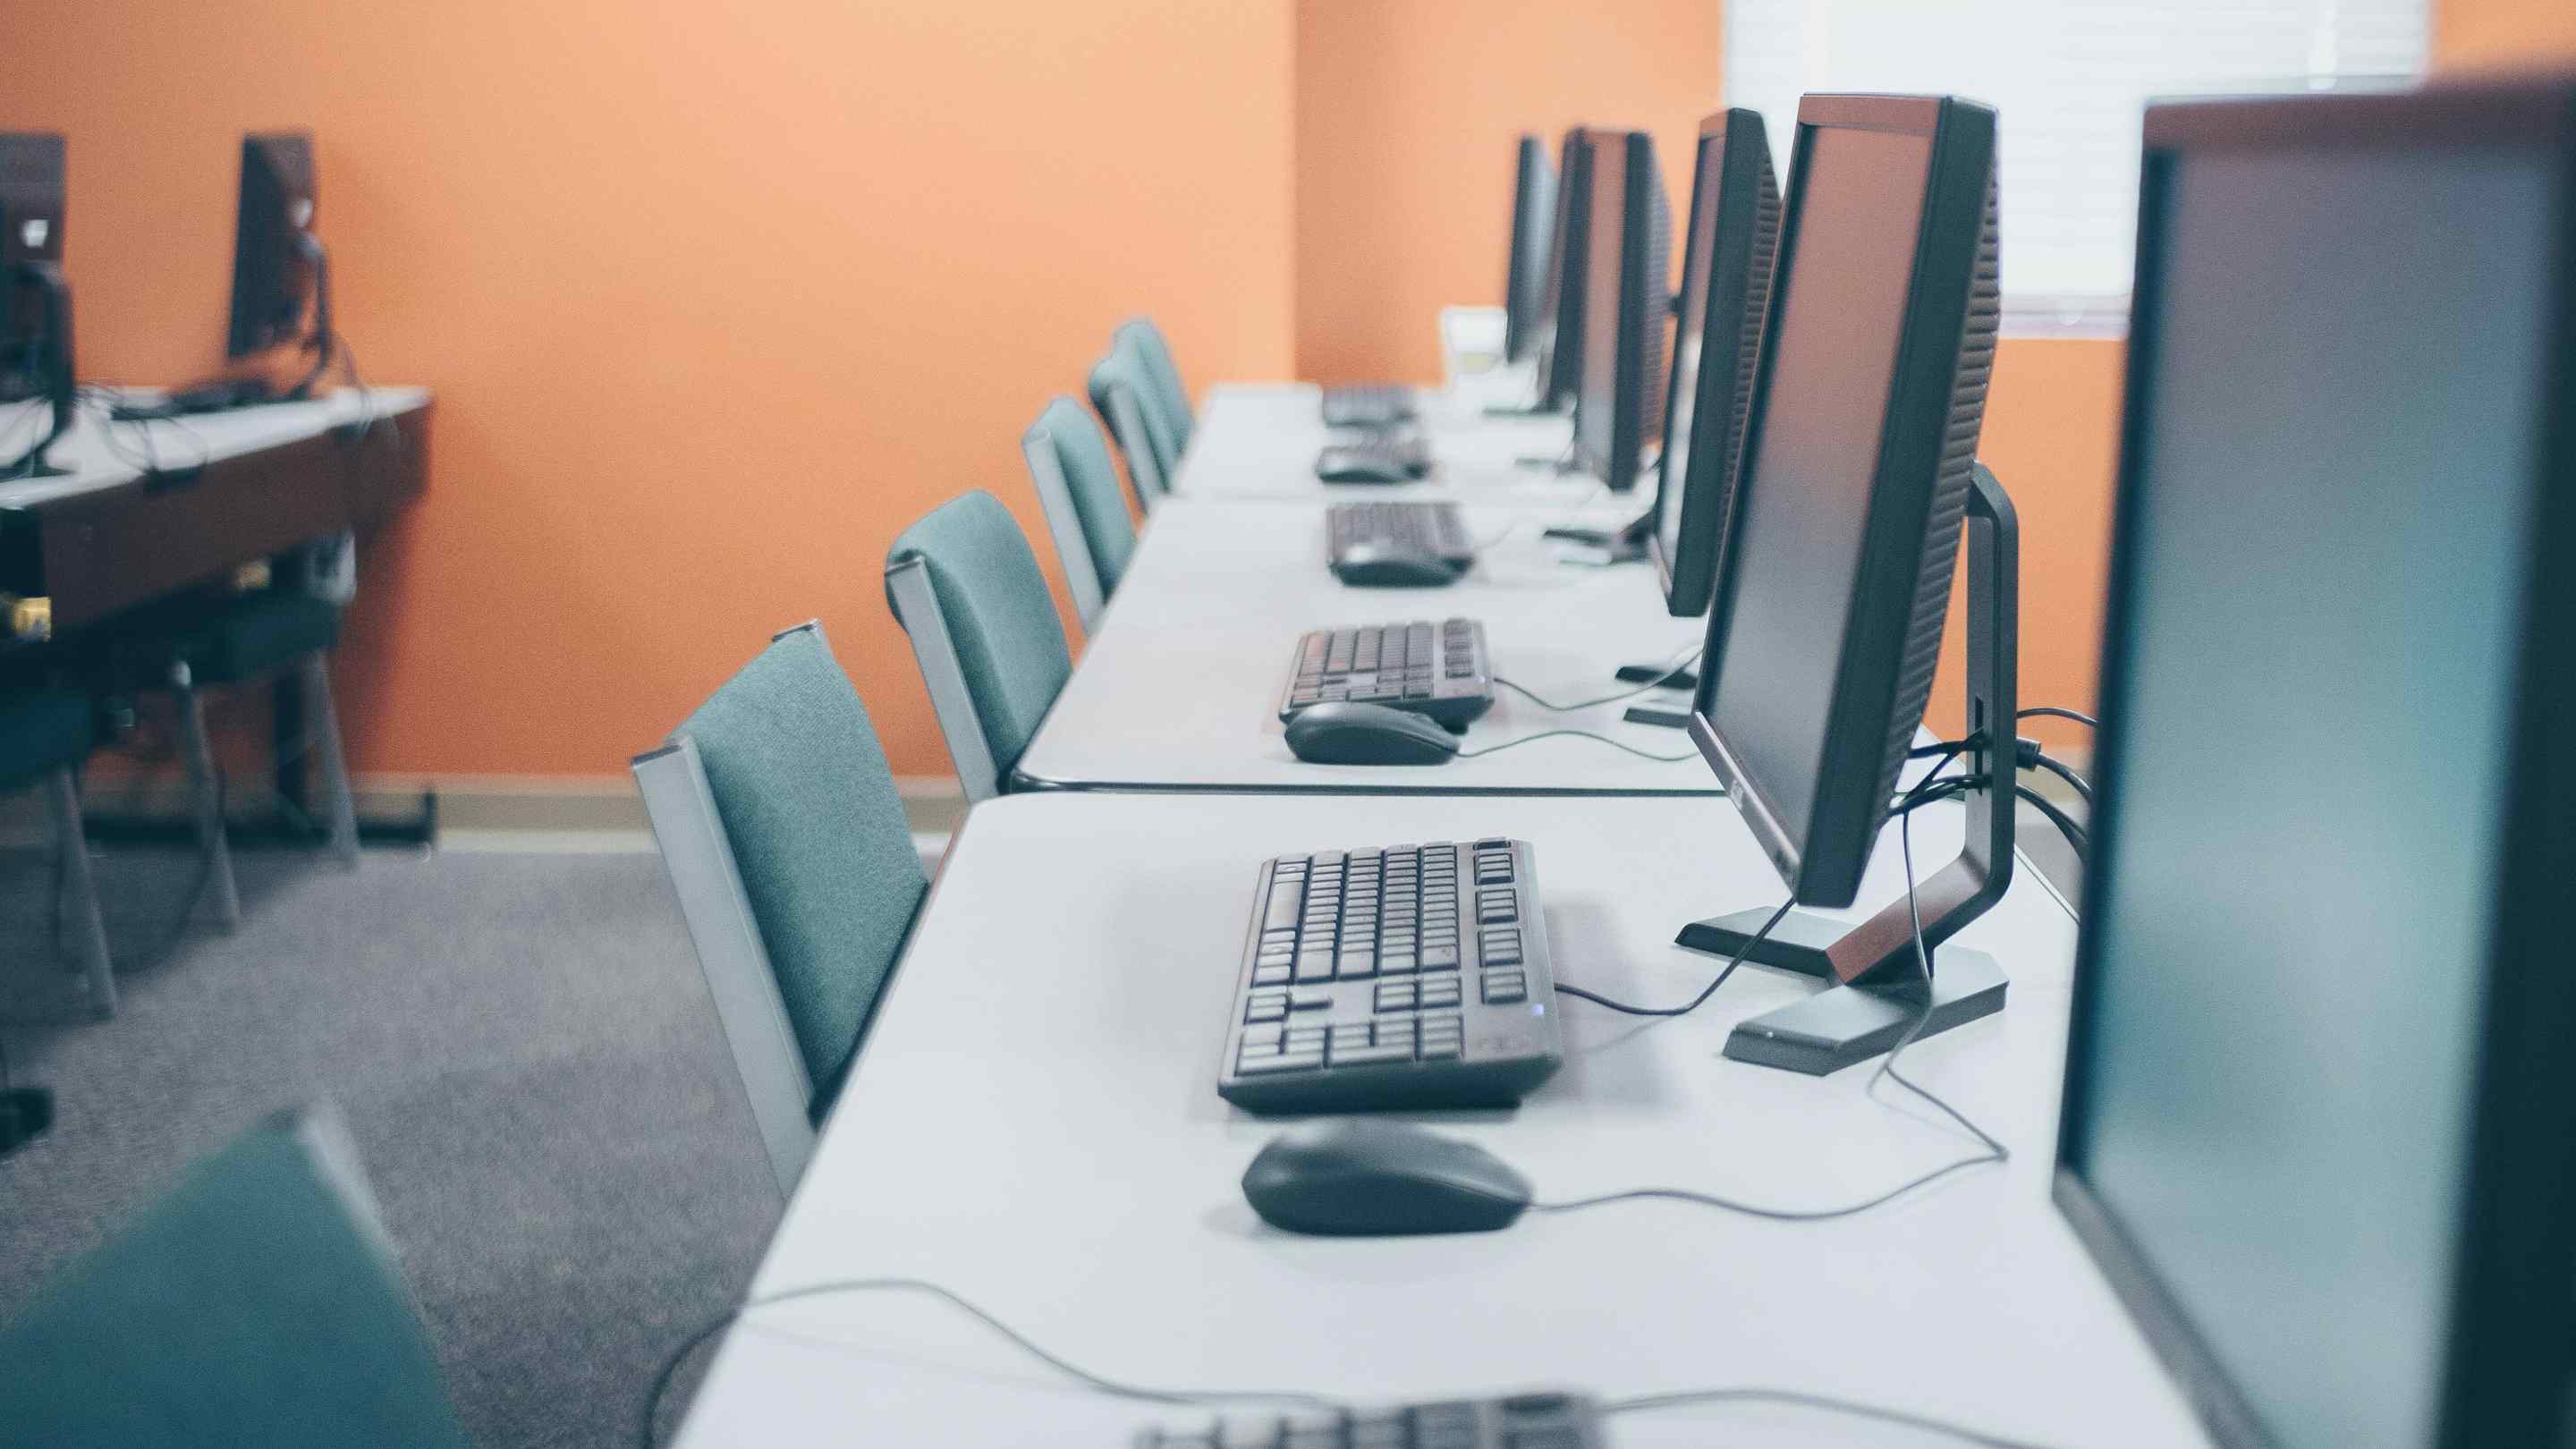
1536;767;2013;1223
1469;479;1608;551
1490;642;1701;714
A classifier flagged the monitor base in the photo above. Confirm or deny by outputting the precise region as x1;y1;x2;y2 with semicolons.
1614;662;1698;691
1718;943;2007;1075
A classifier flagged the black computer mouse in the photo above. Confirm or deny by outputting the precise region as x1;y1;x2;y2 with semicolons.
1284;702;1462;766
1241;1119;1533;1236
1330;544;1462;589
1315;446;1420;485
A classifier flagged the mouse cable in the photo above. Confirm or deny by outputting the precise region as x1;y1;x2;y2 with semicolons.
1453;729;1698;764
1491;644;1702;715
2015;705;2096;730
1604;1388;2059;1449
638;1274;2062;1449
1535;785;2011;1225
638;1276;1347;1448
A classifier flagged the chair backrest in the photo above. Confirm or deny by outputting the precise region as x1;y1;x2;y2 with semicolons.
1114;316;1193;451
886;491;1074;801
634;623;928;1193
1086;340;1181;512
1021;396;1139;630
0;1108;471;1449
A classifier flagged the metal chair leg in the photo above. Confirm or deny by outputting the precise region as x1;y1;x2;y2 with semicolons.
174;665;242;932
302;652;360;868
42;767;115;1019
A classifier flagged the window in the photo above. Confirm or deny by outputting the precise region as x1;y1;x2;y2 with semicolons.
1724;0;2428;335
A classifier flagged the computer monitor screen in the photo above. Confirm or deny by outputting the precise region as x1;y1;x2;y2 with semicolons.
2056;82;2576;1449
1689;96;1998;906
226;132;318;359
1572;130;1671;495
1503;136;1558;364
1648;109;1779;618
1532;131;1590;411
0;132;66;405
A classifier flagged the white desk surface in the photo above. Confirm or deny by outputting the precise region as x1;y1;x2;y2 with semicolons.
1177;382;1607;506
0;387;432;508
673;791;2206;1449
1016;496;1717;795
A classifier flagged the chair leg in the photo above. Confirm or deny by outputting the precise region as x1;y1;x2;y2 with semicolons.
302;652;360;868
174;665;242;932
42;767;115;1019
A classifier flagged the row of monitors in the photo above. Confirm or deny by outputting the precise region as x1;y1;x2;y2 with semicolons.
1490;78;2572;1449
0;131;328;467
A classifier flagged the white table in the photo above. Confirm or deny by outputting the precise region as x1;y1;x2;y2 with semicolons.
1;386;432;640
672;791;2205;1449
0;386;430;508
1015;496;1717;794
1177;383;1608;505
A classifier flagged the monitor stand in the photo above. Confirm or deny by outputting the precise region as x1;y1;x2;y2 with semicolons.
1676;464;2021;1075
0;261;74;481
1544;509;1652;563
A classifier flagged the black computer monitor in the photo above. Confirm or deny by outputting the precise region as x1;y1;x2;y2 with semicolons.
1;131;73;479
1679;94;2006;1073
1571;130;1672;496
1502;135;1558;366
2055;78;2576;1449
1647;108;1781;617
1530;130;1591;412
225;131;334;397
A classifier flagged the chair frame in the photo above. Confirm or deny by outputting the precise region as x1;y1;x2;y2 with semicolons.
1021;412;1110;631
1098;380;1170;513
629;623;837;1198
37;765;115;1017
883;555;1008;802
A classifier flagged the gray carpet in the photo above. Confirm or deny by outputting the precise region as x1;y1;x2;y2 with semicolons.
0;843;781;1449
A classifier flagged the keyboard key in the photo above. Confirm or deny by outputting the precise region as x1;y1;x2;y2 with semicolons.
1241;1023;1284;1048
1288;987;1335;1011
1261;881;1303;933
1421;945;1461;970
1294;955;1335;983
1251;964;1291;986
1330;1041;1416;1067
1239;1050;1324;1075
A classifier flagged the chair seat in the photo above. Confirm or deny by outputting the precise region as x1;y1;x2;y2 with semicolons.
0;689;92;790
182;592;343;684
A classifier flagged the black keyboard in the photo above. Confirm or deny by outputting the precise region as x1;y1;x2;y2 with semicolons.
1327;501;1474;576
1317;435;1433;482
1135;1390;1605;1448
1321;382;1419;428
1279;619;1492;729
1218;840;1563;1114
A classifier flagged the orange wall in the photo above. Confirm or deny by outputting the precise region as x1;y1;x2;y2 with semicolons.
1;0;1294;780
2439;0;2576;65
1294;0;1724;386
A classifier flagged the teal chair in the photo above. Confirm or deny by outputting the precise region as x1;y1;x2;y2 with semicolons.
156;589;362;936
884;491;1074;803
1114;317;1193;453
1086;336;1182;512
2;685;114;1015
632;623;928;1196
0;1108;471;1449
1021;396;1139;630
